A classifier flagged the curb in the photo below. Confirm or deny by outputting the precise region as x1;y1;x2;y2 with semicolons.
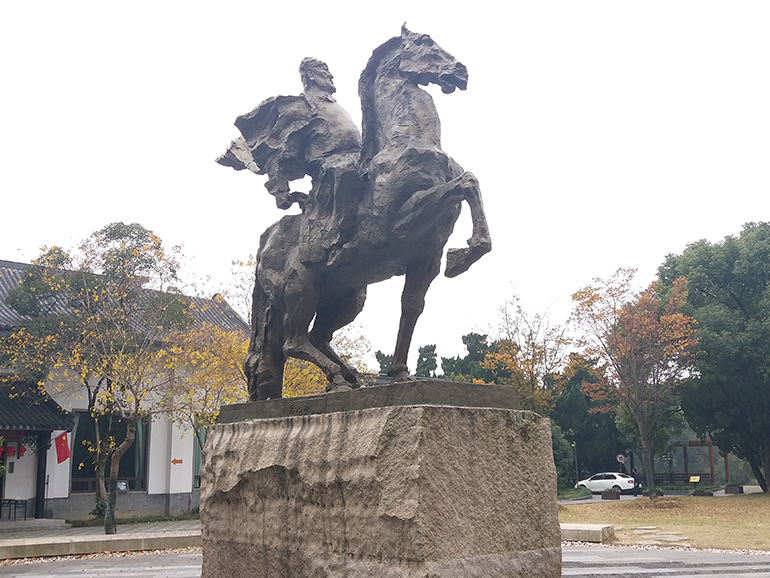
0;531;201;560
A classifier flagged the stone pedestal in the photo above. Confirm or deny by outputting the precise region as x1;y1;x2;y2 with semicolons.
200;381;561;577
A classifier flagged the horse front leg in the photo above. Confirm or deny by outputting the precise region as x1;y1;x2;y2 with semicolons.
389;259;441;382
390;171;491;278
445;171;492;278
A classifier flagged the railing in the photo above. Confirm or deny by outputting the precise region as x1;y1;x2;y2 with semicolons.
1;499;27;521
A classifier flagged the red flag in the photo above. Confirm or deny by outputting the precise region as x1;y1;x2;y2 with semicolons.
54;432;71;464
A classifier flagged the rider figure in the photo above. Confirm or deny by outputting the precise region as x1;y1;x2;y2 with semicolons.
296;58;363;264
219;58;362;265
260;58;363;265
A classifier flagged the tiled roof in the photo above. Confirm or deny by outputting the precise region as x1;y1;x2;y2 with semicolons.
0;259;248;335
188;293;250;333
0;260;31;332
0;381;74;432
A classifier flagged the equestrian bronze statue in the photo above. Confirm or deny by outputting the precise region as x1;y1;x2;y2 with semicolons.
218;26;491;400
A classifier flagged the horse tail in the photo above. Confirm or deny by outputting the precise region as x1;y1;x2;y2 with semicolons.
244;222;289;401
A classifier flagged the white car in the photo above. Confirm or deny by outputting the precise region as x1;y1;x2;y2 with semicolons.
575;472;638;493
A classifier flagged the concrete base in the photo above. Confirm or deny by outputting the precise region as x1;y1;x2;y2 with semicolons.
200;382;561;577
560;523;615;543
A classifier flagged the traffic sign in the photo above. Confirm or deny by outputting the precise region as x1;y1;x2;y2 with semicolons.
616;454;625;464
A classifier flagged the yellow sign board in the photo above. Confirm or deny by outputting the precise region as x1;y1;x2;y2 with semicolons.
689;475;701;483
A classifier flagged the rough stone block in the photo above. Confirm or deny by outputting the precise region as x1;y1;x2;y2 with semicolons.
560;523;615;543
201;384;560;577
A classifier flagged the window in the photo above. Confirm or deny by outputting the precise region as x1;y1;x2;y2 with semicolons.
193;428;207;489
70;412;148;493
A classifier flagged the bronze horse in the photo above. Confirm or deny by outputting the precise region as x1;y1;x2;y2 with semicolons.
225;27;491;400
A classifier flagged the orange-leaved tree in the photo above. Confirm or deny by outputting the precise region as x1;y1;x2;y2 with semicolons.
571;268;698;500
471;296;569;414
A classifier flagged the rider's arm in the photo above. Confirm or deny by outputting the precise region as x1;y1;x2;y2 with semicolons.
265;175;293;209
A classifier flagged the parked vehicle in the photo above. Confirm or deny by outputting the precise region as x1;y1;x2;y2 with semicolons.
575;472;639;493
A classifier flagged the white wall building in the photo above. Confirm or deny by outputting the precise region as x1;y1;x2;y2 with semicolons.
1;259;248;521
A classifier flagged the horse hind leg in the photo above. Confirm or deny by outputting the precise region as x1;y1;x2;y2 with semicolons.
281;265;352;393
283;335;352;393
308;287;367;388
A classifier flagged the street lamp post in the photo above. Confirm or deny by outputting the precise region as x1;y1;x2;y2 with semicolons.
572;441;579;484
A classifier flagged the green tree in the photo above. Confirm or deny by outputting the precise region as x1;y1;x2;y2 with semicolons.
550;420;576;490
3;222;192;533
572;268;698;500
415;344;437;377
551;354;628;478
440;333;493;382
375;351;393;375
660;222;770;492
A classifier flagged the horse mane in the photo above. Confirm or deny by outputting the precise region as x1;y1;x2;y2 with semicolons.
358;35;402;168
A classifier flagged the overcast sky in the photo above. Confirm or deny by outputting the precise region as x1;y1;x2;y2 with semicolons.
2;1;769;369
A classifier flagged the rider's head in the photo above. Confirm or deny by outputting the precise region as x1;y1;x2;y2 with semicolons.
300;58;336;95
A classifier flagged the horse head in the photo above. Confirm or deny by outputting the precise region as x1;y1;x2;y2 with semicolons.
398;25;468;94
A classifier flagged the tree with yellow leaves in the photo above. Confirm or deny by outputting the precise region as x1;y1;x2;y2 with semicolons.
492;295;570;414
3;223;193;534
165;322;249;450
441;297;569;415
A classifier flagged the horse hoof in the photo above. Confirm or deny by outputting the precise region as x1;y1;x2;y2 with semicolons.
445;241;491;278
391;372;417;383
326;382;353;394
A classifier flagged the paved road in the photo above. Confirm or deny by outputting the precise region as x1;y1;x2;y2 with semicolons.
0;550;202;578
564;545;770;577
2;546;770;577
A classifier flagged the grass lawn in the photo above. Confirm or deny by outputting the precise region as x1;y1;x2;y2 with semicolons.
559;493;770;550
